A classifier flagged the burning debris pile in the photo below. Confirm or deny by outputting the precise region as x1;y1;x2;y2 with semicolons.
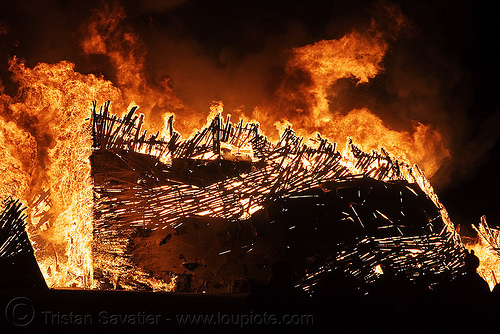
91;102;465;292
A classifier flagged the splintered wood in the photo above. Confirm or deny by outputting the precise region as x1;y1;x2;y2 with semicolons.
473;216;500;255
91;102;466;291
0;197;31;259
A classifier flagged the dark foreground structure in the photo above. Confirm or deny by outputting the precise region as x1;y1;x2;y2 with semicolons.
0;270;499;333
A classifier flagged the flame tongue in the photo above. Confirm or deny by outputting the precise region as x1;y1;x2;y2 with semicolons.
255;19;450;180
80;3;201;134
288;29;388;117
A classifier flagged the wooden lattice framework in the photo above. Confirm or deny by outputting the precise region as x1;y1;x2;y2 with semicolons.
91;102;466;291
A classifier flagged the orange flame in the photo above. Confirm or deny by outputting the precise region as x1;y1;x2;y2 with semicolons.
289;29;387;115
0;58;121;288
253;7;449;179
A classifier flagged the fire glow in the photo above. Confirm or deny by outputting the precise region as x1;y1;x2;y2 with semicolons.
0;2;497;290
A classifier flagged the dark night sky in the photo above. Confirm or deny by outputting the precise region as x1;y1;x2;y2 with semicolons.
0;0;499;229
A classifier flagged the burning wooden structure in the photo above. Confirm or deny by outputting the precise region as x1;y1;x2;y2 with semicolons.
91;102;466;292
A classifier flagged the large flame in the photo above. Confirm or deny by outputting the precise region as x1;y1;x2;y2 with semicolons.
0;2;462;289
0;58;122;288
254;13;449;179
